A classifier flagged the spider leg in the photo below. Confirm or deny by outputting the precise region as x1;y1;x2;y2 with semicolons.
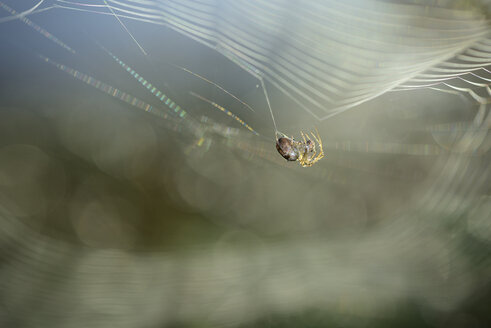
312;129;323;153
301;131;307;144
310;146;317;163
298;129;325;167
308;151;323;166
317;128;324;150
311;133;321;159
313;147;324;163
309;131;319;147
310;128;321;144
314;141;324;160
309;129;324;164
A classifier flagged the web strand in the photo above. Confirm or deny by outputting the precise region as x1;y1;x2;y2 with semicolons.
103;0;147;56
172;64;256;113
260;78;278;137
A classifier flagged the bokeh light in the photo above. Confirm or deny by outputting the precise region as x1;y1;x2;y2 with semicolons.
0;1;490;327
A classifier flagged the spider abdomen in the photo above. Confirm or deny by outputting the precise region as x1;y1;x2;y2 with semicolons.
276;137;299;161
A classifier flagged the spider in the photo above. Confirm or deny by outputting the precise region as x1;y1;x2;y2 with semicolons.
275;128;324;167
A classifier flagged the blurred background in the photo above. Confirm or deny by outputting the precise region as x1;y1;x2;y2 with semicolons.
0;0;490;327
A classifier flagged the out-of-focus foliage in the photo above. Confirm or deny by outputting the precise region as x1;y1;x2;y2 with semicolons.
0;1;490;327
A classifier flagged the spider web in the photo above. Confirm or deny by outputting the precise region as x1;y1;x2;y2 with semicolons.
51;0;491;120
1;2;491;328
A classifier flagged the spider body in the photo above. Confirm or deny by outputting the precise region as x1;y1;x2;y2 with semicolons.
276;129;324;167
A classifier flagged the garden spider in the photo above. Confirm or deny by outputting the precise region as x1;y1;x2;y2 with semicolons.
276;128;324;167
